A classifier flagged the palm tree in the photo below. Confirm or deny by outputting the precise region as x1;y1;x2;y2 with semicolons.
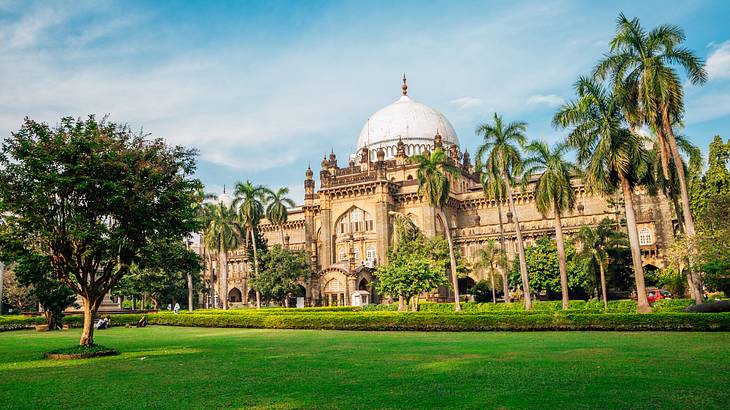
573;219;629;309
266;187;296;247
410;148;462;311
475;113;532;310
553;77;653;313
234;180;271;309
203;201;242;310
595;15;707;303
473;240;507;304
479;160;512;303
522;141;580;310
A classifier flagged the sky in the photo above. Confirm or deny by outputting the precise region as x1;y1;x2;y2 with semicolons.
1;0;730;203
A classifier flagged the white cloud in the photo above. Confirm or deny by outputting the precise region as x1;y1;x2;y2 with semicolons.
526;94;565;107
707;40;730;80
449;96;483;109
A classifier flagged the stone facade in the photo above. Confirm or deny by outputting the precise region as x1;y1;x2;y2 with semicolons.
201;85;675;308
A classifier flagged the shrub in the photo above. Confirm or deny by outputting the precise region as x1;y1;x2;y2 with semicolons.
685;300;730;313
146;311;730;331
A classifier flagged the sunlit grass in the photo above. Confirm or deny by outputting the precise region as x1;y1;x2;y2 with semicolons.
1;326;729;409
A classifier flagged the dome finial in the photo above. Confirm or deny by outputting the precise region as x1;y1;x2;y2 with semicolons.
223;184;226;194
402;73;408;96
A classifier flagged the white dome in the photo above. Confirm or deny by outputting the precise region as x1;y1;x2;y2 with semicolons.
356;95;459;159
218;192;233;208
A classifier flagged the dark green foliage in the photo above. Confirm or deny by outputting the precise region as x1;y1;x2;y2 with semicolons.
469;280;493;303
12;254;77;329
112;238;203;308
251;245;310;305
685;301;730;313
510;236;591;298
44;344;118;359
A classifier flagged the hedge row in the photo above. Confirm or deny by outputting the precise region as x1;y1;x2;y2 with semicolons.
148;311;730;331
362;299;694;313
0;314;146;331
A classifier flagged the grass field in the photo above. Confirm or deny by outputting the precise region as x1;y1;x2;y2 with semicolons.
1;327;729;409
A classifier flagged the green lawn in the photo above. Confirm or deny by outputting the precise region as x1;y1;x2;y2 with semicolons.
1;327;729;409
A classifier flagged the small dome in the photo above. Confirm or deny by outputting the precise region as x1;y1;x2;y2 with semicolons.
356;94;459;159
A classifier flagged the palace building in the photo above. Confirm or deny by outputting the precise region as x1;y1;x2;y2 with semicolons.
202;77;675;308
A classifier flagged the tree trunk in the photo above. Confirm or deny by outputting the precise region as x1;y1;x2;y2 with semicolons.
45;310;59;330
398;295;406;312
662;112;704;305
250;227;262;309
504;175;532;310
413;295;420;312
554;207;570;310
620;175;652;313
187;272;194;312
438;208;461;312
599;262;608;310
0;262;4;314
79;296;99;346
220;245;229;310
489;268;496;304
496;200;511;303
118;295;123;309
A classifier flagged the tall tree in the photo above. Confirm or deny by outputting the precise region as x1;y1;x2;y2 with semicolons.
554;77;654;313
475;113;533;309
473;240;507;304
204;202;242;310
410;148;462;311
573;218;629;309
522;141;579;310
234;180;270;309
479;161;512;302
0;116;200;345
252;245;310;306
594;14;708;301
265;187;296;247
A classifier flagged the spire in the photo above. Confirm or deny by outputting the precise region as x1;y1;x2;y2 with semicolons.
223;184;226;194
402;73;408;96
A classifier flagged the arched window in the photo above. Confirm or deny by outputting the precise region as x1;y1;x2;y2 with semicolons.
336;207;373;235
350;208;362;232
324;279;344;293
366;246;376;262
639;227;653;245
364;212;374;231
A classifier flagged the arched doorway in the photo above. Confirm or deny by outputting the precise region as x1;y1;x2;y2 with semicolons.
247;288;256;305
228;288;242;303
324;278;346;306
458;277;476;296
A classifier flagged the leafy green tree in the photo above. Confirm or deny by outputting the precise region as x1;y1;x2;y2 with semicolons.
203;202;243;310
476;113;532;309
252;245;310;306
691;136;730;223
523;141;579;309
12;254;77;329
595;13;707;241
479;161;512;302
472;240;507;304
410;148;462;311
0;116;200;346
266;187;296;246
510;236;585;298
697;193;730;295
2;268;36;313
572;218;629;308
554;77;653;312
234;180;270;309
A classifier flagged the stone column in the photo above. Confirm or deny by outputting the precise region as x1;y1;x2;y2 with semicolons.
375;198;390;266
320;197;333;268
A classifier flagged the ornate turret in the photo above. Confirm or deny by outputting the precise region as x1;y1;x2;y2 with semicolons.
434;130;443;150
449;144;459;162
304;165;315;199
402;73;408;96
328;149;337;168
462;149;471;171
395;137;407;165
321;154;328;169
376;147;385;162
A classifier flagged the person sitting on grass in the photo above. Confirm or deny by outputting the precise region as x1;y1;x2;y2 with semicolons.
137;316;148;328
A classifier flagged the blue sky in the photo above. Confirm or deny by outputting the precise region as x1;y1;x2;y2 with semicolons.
1;0;729;202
